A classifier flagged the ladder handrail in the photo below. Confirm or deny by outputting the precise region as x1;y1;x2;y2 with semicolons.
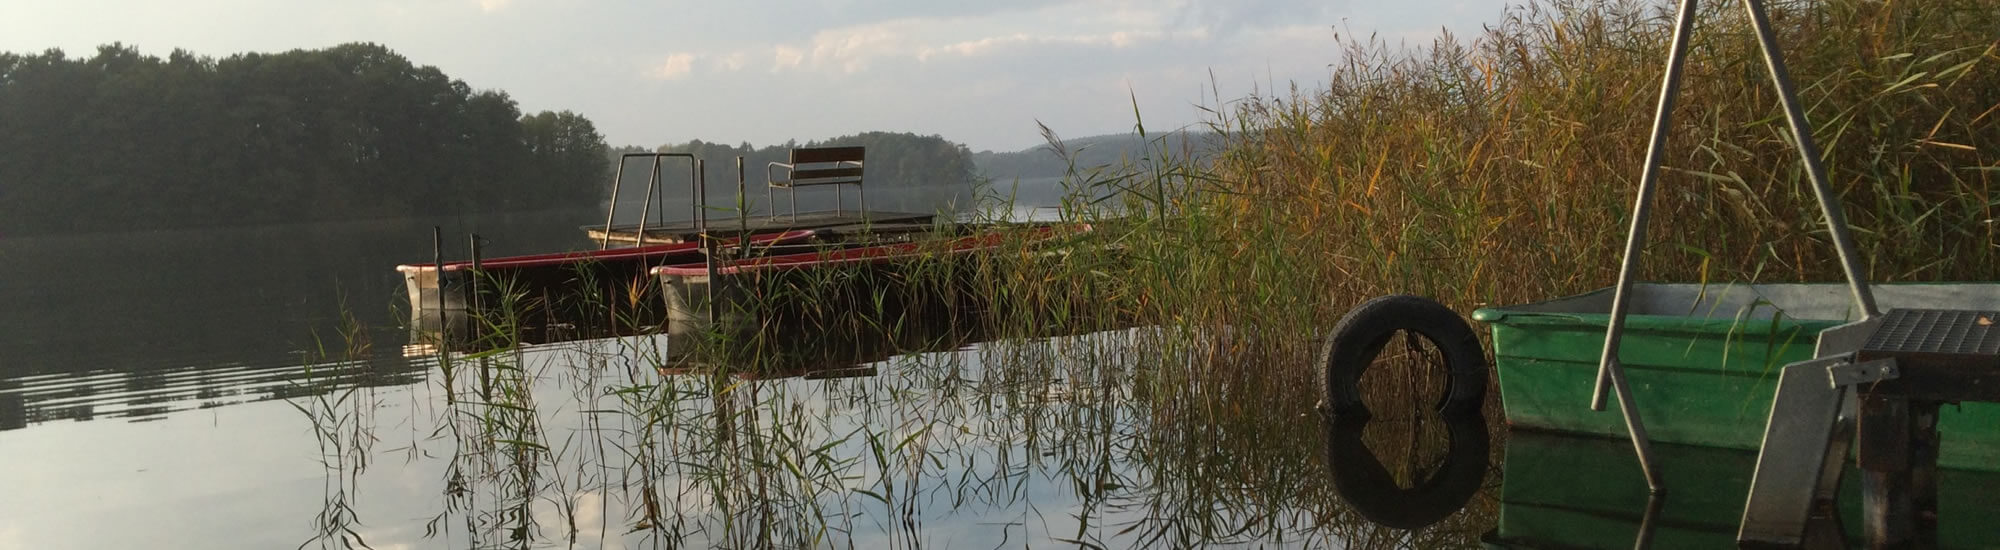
600;153;698;250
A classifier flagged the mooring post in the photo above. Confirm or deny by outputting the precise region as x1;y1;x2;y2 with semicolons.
1858;395;1940;548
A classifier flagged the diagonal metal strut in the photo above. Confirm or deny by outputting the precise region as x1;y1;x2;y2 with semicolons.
1589;0;1882;495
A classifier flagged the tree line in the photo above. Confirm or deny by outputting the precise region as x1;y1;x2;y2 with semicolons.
0;43;609;235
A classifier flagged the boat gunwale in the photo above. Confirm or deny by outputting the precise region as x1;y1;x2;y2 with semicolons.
1470;282;2000;325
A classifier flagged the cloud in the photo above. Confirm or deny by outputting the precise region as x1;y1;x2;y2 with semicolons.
915;30;1162;61
476;0;510;14
646;53;695;80
644;1;1312;78
772;45;805;71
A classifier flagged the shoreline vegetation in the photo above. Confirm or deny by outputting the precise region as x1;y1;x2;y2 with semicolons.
3;0;1987;547
1036;0;1998;353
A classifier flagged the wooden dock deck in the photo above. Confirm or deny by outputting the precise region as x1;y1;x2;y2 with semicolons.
585;210;940;244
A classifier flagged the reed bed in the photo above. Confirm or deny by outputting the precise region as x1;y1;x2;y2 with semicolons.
987;0;1997;427
298;0;1994;547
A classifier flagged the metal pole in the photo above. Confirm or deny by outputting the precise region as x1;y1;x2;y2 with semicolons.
655;158;667;237
1741;0;1878;319
737;156;749;259
1590;0;1698;494
469;232;483;328
693;159;707;236
634;157;662;248
700;160;720;327
601;158;630;251
1596;0;1701;409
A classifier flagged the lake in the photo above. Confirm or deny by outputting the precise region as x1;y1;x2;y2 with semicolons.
3;212;1994;549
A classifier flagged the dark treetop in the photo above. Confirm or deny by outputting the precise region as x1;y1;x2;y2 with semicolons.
0;42;610;235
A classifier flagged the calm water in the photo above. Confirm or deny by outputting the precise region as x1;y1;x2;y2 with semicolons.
3;215;1994;549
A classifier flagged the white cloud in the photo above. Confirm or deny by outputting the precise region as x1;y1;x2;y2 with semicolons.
772;45;805;71
647;53;695;80
916;30;1164;61
804;21;912;74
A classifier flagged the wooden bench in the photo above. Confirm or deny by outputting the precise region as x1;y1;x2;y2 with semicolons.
766;146;865;218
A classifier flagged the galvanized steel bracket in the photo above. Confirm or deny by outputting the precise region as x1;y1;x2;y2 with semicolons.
1828;358;1900;388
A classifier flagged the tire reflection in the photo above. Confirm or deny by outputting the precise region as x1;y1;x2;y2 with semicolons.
1323;410;1489;530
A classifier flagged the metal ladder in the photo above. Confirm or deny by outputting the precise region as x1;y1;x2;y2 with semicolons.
1742;309;2000;546
1736;318;1885;546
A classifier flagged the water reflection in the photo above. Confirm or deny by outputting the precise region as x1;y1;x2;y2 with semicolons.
0;211;592;431
1485;432;2000;549
0;214;1510;549
0;358;420;429
266;326;1508;549
1323;411;1490;531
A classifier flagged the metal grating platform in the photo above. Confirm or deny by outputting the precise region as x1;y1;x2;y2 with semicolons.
1861;308;2000;360
1854;308;2000;403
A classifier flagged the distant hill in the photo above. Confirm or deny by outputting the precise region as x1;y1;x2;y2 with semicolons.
968;131;1223;214
972;131;1223;182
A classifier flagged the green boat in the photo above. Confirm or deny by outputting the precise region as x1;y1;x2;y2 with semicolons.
1472;282;2000;472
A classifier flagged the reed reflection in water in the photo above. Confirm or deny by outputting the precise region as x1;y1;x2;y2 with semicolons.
298;324;1505;549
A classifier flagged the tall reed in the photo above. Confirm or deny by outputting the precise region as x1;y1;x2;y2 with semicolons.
997;0;1996;408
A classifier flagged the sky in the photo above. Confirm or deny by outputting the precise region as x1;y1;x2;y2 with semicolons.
1;0;1514;153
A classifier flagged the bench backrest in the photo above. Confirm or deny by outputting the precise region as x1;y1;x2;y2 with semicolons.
781;146;864;187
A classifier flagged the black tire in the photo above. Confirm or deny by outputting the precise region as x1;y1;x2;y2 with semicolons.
1318;294;1487;418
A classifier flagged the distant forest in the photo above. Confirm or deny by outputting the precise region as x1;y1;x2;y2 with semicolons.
0;43;608;235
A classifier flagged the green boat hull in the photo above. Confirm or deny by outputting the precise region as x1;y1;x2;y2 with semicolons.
1473;283;2000;472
